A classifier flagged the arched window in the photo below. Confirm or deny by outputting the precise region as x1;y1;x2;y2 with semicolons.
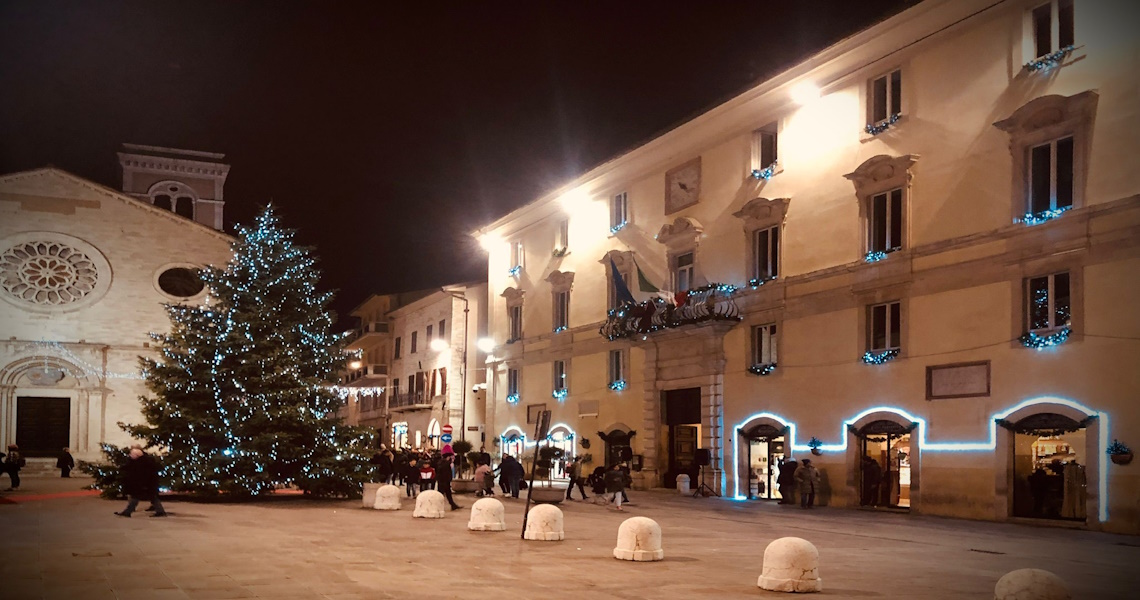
148;181;198;220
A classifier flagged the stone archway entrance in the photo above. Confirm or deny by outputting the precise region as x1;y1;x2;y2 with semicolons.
1004;412;1093;521
1;355;96;459
855;420;916;509
15;396;70;457
743;423;787;500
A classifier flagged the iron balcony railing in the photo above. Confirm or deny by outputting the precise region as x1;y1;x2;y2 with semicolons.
600;283;742;341
342;364;388;384
388;392;431;410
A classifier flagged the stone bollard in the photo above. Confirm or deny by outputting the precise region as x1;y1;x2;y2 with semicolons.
413;490;447;518
523;504;564;541
994;569;1071;600
757;537;823;593
613;517;664;561
362;482;382;509
467;497;506;531
373;485;402;510
676;474;690;495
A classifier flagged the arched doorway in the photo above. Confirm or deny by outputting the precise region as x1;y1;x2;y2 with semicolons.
534;425;575;479
426;419;441;449
500;428;526;460
744;423;787;500
1003;412;1092;521
391;422;409;449
851;417;918;509
598;425;634;469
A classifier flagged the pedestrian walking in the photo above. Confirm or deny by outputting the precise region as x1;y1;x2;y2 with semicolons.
3;444;24;490
501;454;524;498
565;456;588;500
604;463;626;510
57;447;76;478
434;454;461;511
776;458;798;504
115;448;167;517
404;458;419;497
794;458;821;509
860;455;882;506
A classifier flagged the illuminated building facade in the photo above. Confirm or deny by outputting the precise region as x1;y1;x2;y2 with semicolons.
474;0;1139;533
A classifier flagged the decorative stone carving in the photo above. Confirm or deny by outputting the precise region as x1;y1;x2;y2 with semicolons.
757;537;823;593
993;92;1098;137
374;484;402;510
0;240;99;306
613;517;664;561
655;217;704;250
523;504;564;541
500;286;525;307
545;270;575;292
26;366;66;386
467;497;507;531
412;489;447;518
844;154;919;198
598;249;635;273
994;569;1071;600
733;197;791;230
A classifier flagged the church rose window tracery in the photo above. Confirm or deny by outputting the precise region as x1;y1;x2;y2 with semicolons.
0;240;99;306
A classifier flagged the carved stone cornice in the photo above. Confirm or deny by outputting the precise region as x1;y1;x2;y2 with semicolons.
545;270;575;292
733;197;790;230
500;286;525;307
993;91;1098;137
844;154;919;198
655;216;704;250
598;249;635;273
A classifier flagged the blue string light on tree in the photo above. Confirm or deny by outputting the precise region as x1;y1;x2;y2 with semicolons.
1025;45;1075;72
862;348;899;364
1019;326;1070;349
748;363;777;376
865;113;901;136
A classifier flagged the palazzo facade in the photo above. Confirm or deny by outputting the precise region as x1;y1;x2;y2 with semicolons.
473;0;1140;533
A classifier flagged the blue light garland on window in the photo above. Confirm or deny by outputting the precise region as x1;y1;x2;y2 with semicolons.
507;265;521;277
1025;45;1075;73
748;275;776;288
506;393;520;404
1019;326;1070;349
864;112;901;136
608;379;626;392
553;326;567;333
748;363;776;376
862;348;899;364
1019;206;1070;226
610;222;627;235
552;388;567;400
750;161;778;181
551;247;568;258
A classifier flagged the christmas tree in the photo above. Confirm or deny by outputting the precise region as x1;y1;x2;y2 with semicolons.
85;205;372;498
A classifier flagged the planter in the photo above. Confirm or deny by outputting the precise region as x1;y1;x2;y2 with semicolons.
1110;452;1133;465
529;485;565;505
810;448;822;456
452;479;480;493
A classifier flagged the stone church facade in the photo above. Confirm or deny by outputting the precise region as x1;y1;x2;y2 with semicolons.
0;146;234;463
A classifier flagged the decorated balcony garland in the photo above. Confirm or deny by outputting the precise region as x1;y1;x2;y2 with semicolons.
748;275;777;288
751;161;778;181
864;112;901;136
610;221;627;235
507;265;521;277
862;348;899;364
748;363;777;376
608;379;627;392
552;388;568;400
1019;326;1070;349
506;393;520;404
1019;206;1070;226
1025;45;1075;73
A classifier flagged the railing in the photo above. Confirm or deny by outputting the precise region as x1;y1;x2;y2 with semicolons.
342;364;388;384
600;284;742;341
388;392;431;410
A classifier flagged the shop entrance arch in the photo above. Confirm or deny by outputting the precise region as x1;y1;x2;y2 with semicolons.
743;423;787;500
1003;412;1093;521
846;411;920;511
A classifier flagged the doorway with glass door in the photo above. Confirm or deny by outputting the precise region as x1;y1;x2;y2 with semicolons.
857;420;913;509
663;387;702;489
745;424;786;500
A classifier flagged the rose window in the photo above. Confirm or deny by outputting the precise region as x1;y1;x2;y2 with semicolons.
0;241;99;306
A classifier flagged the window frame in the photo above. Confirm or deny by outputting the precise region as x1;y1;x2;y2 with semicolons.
608;349;625;385
507;367;521;396
867;301;902;353
510;240;525;272
610;191;629;231
1025;271;1071;333
552;359;567;394
438;319;446;339
673;251;695;293
867;188;904;255
393;336;402;360
410;331;418;354
553;289;570;332
1027;135;1075;216
867;68;903;126
751;121;779;173
1030;0;1075;59
556;218;569;252
752;225;781;281
751;323;779;366
508;304;523;342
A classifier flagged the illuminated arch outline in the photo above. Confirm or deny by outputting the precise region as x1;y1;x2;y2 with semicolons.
728;398;1108;522
499;423;577;448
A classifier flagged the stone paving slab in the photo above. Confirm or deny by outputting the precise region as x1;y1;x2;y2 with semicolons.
1;475;1137;599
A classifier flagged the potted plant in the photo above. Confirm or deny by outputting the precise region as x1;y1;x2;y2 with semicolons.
1107;439;1133;465
529;446;566;504
808;437;824;456
448;439;478;493
450;439;474;477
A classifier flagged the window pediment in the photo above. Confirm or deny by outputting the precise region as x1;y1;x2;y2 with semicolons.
545;270;575;292
844;154;919;198
733;197;790;230
598;249;635;272
500;286;525;307
655;216;703;250
993;91;1098;137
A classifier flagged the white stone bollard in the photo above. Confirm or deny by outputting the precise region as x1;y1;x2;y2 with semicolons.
373;484;402;510
613;516;664;562
994;569;1071;600
362;482;382;509
467;497;506;531
676;474;690;495
523;504;564;541
413;490;447;518
757;537;823;593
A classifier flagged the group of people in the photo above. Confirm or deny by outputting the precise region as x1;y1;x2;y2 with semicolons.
773;457;822;508
369;445;463;510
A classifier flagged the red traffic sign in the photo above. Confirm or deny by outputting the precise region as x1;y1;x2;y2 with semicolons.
442;424;453;435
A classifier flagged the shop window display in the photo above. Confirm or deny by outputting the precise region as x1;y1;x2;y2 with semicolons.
857;420;913;509
746;424;786;500
1009;414;1087;520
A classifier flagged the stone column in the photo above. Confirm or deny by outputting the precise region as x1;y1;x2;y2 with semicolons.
702;375;725;495
636;344;660;489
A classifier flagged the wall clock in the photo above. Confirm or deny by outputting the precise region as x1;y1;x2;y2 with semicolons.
665;157;701;214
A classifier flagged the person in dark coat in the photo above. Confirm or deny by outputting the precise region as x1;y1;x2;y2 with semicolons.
776;458;798;504
57;447;76;478
3;444;24;490
500;454;524;498
404;458;419;497
564;456;588;500
434;454;461;510
794;458;821;509
861;456;882;506
604;463;626;510
115;448;167;517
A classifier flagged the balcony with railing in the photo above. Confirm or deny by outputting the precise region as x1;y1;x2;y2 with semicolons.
346;321;389;344
388;391;433;411
342;363;388;385
599;283;742;341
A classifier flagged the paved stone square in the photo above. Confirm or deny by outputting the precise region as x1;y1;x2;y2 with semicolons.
2;474;1136;599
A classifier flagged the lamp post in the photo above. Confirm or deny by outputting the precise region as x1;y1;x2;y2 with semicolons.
443;289;470;442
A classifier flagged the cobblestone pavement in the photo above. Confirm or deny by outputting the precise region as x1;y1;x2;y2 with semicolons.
1;474;1136;599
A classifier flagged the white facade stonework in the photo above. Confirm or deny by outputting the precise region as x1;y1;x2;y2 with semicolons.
0;164;233;462
473;0;1140;534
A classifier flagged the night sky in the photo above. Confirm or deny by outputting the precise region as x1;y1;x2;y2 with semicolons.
0;0;912;325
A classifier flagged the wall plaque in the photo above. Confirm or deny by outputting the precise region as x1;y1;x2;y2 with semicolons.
926;361;990;400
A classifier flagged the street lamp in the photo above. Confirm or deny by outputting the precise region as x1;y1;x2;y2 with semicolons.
430;338;448;352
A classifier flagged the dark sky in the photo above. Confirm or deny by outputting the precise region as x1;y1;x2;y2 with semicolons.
0;0;912;325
